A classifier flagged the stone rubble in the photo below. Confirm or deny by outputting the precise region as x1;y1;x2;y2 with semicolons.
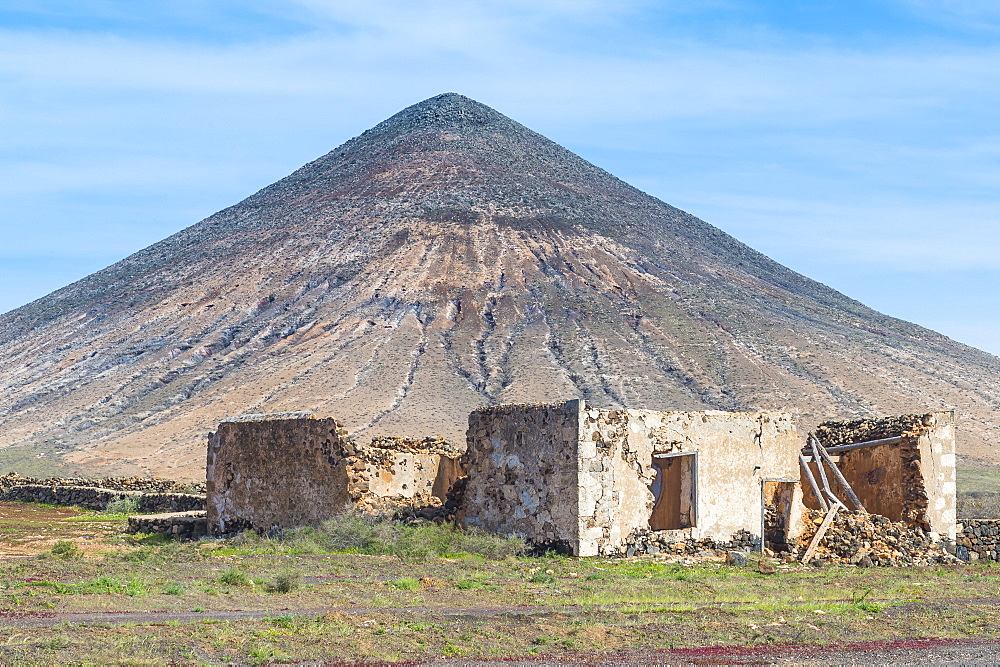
797;509;961;566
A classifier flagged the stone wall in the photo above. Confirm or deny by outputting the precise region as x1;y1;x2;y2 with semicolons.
128;511;208;540
956;519;1000;561
0;480;204;513
806;411;956;540
458;400;582;553
207;414;353;535
580;408;803;556
0;472;204;494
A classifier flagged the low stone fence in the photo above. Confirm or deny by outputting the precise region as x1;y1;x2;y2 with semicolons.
0;472;204;494
128;512;208;541
615;529;759;558
956;519;1000;561
1;482;205;513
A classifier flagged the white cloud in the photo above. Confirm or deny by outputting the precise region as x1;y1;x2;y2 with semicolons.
2;0;1000;349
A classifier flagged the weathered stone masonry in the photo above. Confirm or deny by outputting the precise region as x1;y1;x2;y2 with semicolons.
458;399;804;557
206;412;463;535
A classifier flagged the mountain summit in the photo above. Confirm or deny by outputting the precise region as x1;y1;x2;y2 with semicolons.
2;93;998;479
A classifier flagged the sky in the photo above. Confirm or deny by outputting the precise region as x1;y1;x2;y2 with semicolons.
1;1;999;353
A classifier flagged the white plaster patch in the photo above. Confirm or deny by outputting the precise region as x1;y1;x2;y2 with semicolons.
941;453;956;468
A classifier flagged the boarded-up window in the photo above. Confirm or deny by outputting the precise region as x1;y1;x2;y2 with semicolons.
649;453;696;530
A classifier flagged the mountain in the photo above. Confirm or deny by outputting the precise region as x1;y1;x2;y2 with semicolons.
1;93;998;480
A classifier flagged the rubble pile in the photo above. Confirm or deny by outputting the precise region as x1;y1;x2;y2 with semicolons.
800;510;959;566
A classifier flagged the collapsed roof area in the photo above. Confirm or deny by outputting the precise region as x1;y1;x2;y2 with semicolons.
204;401;958;563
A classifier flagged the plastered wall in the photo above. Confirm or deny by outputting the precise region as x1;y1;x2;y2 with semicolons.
917;411;957;540
579;408;802;556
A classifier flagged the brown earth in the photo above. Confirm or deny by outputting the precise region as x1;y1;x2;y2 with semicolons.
1;92;999;480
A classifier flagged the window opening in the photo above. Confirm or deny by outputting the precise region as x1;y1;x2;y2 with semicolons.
649;453;696;530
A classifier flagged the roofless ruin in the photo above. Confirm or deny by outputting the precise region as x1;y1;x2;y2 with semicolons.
204;401;957;563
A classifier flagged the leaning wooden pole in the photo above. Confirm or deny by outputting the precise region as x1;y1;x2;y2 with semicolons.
809;436;841;506
812;434;867;514
801;502;843;564
799;452;828;512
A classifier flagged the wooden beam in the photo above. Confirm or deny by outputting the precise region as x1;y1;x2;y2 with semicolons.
812;435;868;513
799;453;828;512
810;437;834;498
801;502;842;564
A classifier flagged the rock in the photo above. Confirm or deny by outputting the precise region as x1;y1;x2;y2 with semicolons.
727;551;748;567
857;556;873;568
757;559;777;574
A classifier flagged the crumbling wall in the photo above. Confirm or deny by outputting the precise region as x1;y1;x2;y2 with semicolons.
458;400;581;553
580;409;802;556
808;411;955;540
356;436;464;502
917;411;957;540
207;413;465;535
206;413;352;535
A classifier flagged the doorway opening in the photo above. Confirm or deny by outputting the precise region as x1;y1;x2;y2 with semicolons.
762;480;796;553
649;453;696;530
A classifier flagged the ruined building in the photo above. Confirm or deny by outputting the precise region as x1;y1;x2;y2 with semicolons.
203;402;957;560
206;412;463;535
800;411;956;540
456;400;806;557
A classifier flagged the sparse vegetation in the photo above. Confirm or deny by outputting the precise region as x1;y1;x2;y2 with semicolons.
50;540;79;560
5;499;1000;663
223;511;526;560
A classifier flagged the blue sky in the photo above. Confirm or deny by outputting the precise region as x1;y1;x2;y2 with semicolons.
2;1;999;353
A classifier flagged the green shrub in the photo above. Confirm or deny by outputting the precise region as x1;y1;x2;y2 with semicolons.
218;568;250;586
164;583;185;595
267;571;300;594
103;496;141;516
391;577;421;590
51;540;80;560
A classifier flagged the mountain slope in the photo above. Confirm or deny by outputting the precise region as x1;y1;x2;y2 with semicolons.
2;93;998;479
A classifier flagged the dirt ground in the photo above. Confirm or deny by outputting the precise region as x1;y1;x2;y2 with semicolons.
4;501;1000;664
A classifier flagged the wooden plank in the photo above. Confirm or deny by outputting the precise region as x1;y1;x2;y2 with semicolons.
825;436;902;454
800;502;842;564
813;435;868;513
810;437;833;497
799;453;828;511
